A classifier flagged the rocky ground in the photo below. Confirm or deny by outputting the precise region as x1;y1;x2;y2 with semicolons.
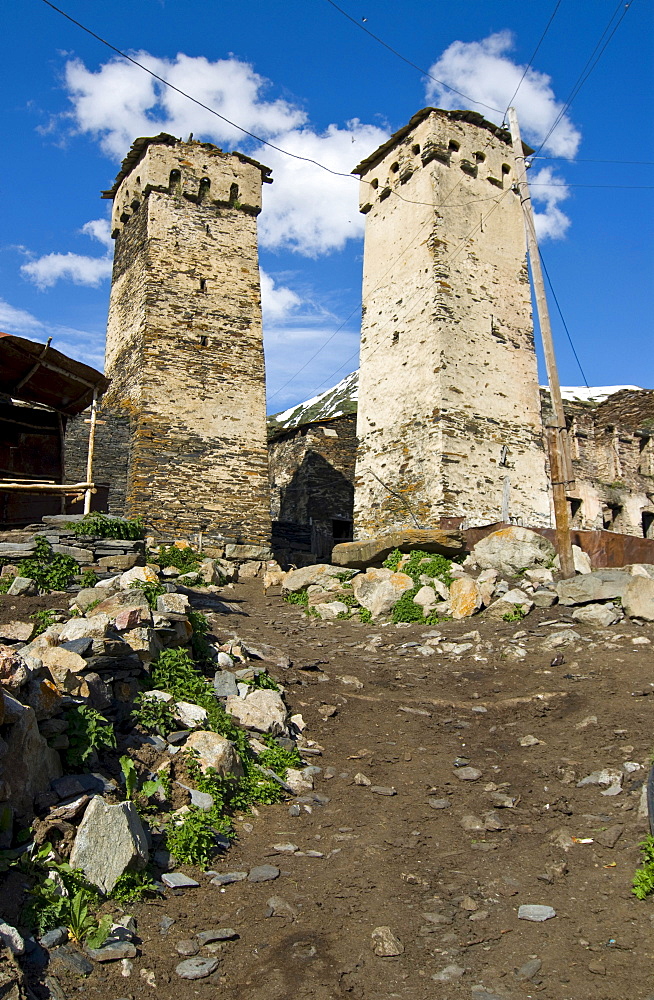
3;577;654;1000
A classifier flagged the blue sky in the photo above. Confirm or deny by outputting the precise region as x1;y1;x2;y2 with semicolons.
2;0;653;411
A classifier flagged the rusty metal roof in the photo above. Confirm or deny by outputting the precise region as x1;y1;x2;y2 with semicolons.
0;333;108;415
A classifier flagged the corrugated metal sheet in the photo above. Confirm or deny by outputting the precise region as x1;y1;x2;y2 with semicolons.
0;333;108;415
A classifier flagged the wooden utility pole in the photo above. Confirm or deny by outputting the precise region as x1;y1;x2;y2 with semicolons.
509;107;575;579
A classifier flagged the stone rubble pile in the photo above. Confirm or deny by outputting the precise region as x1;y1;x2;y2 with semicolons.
274;526;654;626
0;531;325;984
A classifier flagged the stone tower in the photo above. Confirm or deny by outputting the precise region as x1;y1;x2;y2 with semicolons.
102;134;272;542
352;108;550;536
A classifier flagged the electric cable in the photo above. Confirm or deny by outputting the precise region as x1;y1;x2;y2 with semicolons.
533;157;654;165
532;0;635;158
301;186;514;401
39;0;357;180
268;126;501;404
322;0;503;115
538;249;590;389
503;0;563;118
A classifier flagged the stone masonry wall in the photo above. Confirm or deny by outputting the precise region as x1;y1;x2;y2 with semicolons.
353;109;550;538
102;137;271;542
64;408;130;516
269;415;356;558
543;389;654;537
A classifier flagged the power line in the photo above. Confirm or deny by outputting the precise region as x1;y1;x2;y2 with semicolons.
530;183;654;189
533;156;654;165
538;250;589;389
322;0;503;116
39;0;356;180
302;187;514;401
268;127;502;403
503;0;562;118
532;0;635;158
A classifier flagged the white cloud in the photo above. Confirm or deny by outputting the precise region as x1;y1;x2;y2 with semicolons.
81;218;113;250
529;166;571;241
426;31;581;158
0;298;44;334
0;297;105;370
60;52;387;258
21;217;113;290
260;269;301;324
64;53;306;159
256;121;387;256
21;253;112;290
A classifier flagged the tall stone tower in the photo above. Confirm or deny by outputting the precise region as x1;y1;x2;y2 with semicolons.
352;108;550;536
102;133;272;542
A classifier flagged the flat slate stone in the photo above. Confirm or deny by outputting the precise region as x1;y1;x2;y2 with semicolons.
196;928;238;945
162;872;200;889
247;865;280;882
175;956;219;980
210;871;248;886
61;638;93;657
518;904;556;922
86;940;137;962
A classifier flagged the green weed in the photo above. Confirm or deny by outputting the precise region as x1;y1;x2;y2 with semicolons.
65;706;116;769
633;835;654;899
66;514;144;540
501;607;526;622
0;576;13;595
157;545;201;574
358;607;373;623
17;536;79;592
110;868;159;903
29;609;58;638
79;569;99;588
283;590;309;606
131;691;177;736
129;579;166;610
119;755;138;800
188;610;212;662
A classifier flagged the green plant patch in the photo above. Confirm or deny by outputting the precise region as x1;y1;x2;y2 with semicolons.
633;835;654;899
501;607;526;622
129;579;166;610
111;868;160;903
17;536;79;592
29;609;58;638
283;590;309;606
131;691;177;736
79;569;99;588
256;735;303;776
0;576;12;595
22;842;107;940
157;545;201;574
358;607;373;623
242;671;280;692
66;514;144;540
188;610;212;662
65;706;116;769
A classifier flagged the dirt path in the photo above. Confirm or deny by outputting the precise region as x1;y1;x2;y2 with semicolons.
13;581;654;1000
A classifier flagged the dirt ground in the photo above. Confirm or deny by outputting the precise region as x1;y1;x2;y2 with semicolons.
5;580;654;1000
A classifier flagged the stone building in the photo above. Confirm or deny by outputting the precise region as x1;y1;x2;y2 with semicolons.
268;373;357;561
268;376;654;561
543;387;654;538
101;133;272;542
352;108;551;538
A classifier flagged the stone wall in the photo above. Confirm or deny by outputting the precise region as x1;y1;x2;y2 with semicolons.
102;134;272;543
542;389;654;538
64;408;130;516
352;108;550;538
269;415;356;560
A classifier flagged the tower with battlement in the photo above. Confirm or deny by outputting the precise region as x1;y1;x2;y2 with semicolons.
352;108;551;536
101;133;272;543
